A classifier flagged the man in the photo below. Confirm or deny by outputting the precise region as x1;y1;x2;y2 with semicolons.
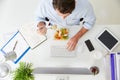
35;0;96;51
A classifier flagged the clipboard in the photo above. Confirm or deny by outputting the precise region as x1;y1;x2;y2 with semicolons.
0;31;30;64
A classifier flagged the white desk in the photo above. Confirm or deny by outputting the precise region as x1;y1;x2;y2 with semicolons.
0;25;120;80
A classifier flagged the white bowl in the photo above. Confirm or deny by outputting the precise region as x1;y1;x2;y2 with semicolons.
0;63;11;79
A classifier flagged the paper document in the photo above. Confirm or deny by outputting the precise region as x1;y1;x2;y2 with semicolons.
19;24;47;49
1;31;30;64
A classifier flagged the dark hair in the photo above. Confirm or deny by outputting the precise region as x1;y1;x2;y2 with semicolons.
53;0;75;14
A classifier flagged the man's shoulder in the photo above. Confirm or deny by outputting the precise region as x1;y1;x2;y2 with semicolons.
77;0;90;5
76;0;92;8
39;0;52;5
38;0;52;9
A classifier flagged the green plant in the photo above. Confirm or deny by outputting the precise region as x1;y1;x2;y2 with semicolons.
12;62;34;80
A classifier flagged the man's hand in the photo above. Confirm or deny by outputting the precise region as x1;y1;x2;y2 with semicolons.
67;35;79;51
37;22;47;35
67;27;88;51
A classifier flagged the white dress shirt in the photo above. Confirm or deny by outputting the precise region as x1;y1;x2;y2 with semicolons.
35;0;96;29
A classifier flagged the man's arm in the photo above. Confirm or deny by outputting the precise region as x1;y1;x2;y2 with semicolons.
67;1;96;51
67;27;88;51
34;0;48;35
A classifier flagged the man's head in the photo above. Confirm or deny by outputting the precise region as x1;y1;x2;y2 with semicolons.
53;0;75;19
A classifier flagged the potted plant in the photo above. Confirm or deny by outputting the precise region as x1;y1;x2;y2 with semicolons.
12;62;34;80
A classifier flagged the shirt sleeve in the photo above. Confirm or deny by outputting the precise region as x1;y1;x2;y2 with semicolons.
34;0;47;26
83;2;96;30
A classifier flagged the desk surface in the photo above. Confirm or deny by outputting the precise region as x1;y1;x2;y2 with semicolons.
0;25;120;80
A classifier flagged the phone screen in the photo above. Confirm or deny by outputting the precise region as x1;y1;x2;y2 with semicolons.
85;39;95;52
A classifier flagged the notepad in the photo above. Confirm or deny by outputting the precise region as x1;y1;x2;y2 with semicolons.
19;24;47;49
0;31;30;64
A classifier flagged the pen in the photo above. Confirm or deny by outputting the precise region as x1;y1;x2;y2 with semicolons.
13;41;18;51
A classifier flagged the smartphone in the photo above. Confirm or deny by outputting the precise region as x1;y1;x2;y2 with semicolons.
85;39;95;52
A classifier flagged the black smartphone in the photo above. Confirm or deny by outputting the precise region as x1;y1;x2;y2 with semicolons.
85;39;95;52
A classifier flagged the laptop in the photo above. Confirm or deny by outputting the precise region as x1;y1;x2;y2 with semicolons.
50;45;77;57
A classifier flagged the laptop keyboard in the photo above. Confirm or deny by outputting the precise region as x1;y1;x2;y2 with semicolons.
51;45;76;57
